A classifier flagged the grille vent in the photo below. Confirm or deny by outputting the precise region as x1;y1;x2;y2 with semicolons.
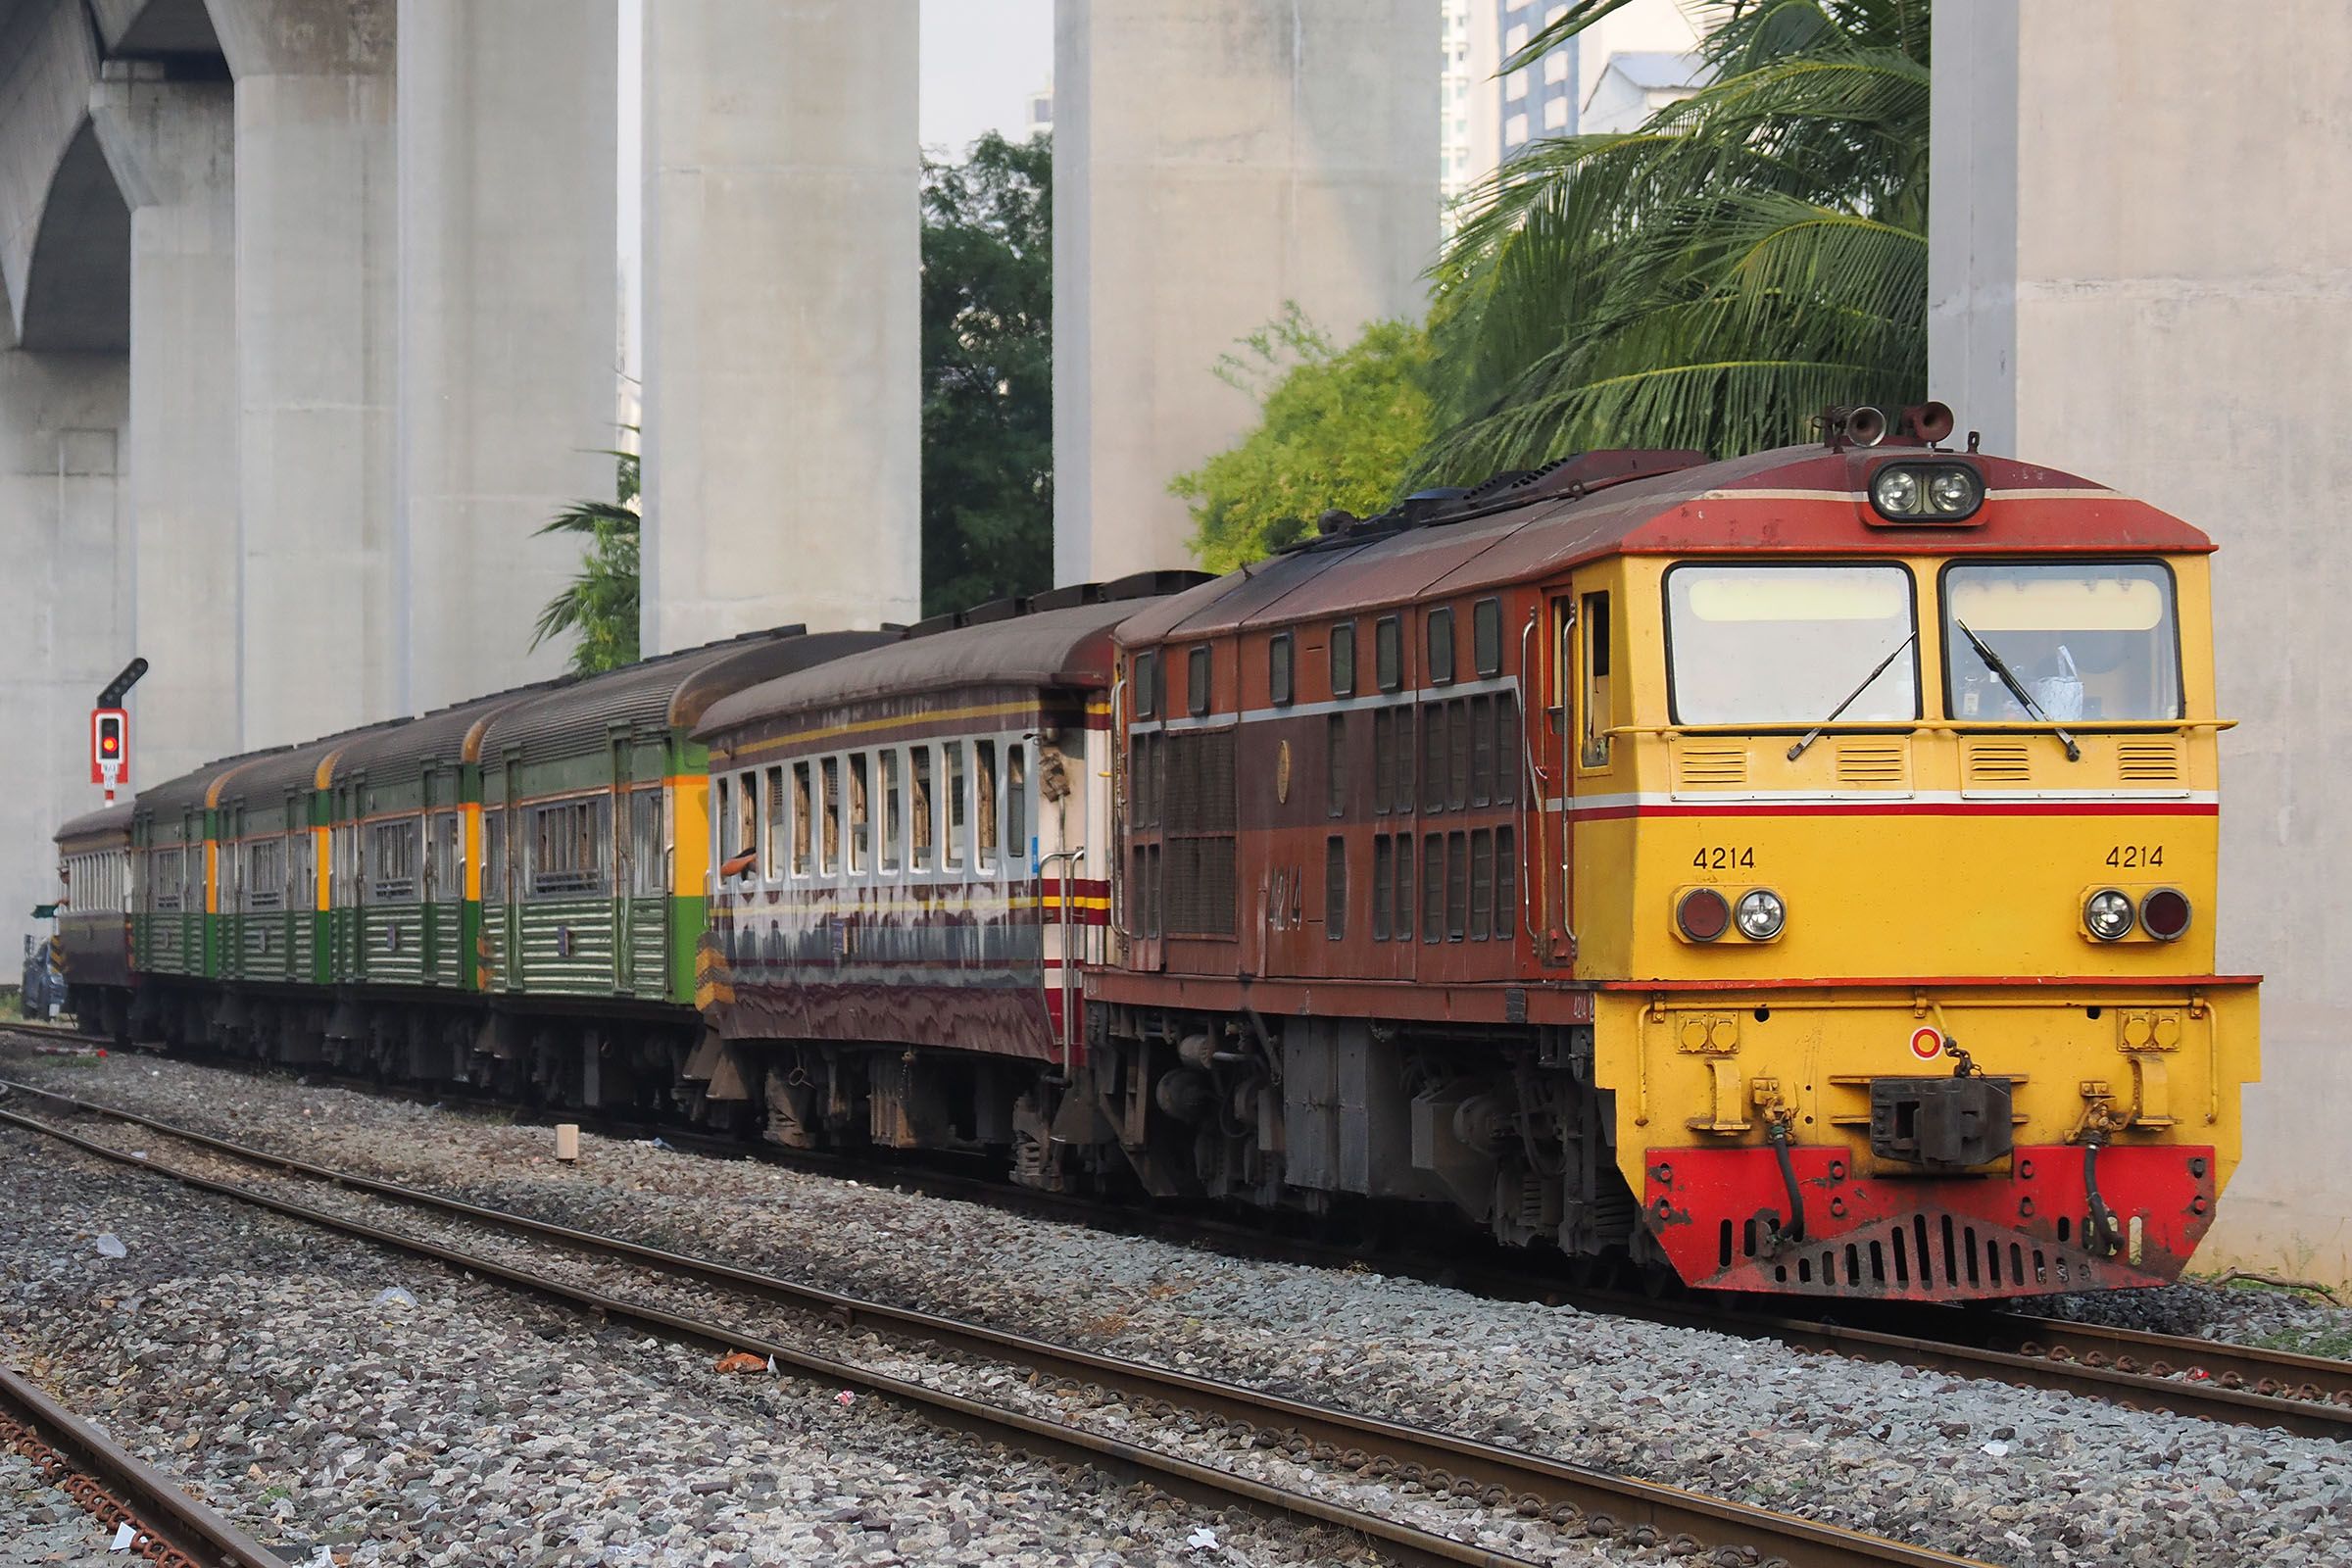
2117;738;2184;785
1673;743;1747;792
1964;740;2033;787
1833;741;1908;788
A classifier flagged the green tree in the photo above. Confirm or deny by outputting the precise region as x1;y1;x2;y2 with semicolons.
922;131;1054;615
1170;309;1436;573
531;438;641;675
1419;0;1931;480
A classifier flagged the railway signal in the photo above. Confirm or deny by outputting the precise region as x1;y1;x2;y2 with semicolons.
89;658;146;806
91;709;127;803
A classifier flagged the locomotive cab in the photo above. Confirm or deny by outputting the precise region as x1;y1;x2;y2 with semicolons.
1547;452;2257;1298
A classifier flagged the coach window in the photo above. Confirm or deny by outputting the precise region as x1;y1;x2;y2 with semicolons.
1474;598;1503;678
1134;653;1158;719
1428;608;1456;685
713;776;730;876
945;741;968;869
1187;645;1211;716
1580;590;1613;767
1005;746;1028;862
975;741;1000;869
728;772;752;865
791;762;813;876
820;758;842;875
761;766;785;880
910;746;935;870
1330;622;1356;697
881;750;904;872
847;754;871;874
1375;615;1402;692
1269;633;1294;707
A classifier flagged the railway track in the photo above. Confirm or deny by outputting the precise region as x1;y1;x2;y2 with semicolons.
0;1078;1994;1568
9;1040;2351;1437
0;1358;282;1568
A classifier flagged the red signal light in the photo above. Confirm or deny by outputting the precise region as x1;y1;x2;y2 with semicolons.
90;709;129;792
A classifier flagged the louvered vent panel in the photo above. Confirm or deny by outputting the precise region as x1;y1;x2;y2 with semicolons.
1674;743;1747;792
1965;740;2033;787
2117;738;2184;785
1833;741;1908;788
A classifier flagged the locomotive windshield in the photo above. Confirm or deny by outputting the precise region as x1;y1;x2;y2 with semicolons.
1941;562;2182;721
1665;564;1918;725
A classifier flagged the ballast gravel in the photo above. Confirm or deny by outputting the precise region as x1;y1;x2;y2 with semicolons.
6;1041;2352;1567
0;1443;120;1566
0;1123;1411;1566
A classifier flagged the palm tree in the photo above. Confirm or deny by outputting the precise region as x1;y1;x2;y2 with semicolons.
1418;0;1931;481
532;439;642;675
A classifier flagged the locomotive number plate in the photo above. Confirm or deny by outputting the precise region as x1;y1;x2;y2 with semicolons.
2104;845;2166;868
1691;846;1756;870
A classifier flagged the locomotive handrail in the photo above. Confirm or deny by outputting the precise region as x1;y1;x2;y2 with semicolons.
1602;717;2237;739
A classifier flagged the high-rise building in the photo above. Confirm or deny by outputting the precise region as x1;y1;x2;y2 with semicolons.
1443;0;1706;217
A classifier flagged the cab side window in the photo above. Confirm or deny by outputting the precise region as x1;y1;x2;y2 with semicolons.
1580;590;1612;768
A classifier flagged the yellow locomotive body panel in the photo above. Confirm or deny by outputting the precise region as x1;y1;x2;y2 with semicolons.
1565;550;2255;1295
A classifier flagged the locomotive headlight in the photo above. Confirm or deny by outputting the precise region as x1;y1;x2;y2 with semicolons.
1927;466;1983;515
1735;888;1787;941
1870;466;1922;516
2084;888;2136;941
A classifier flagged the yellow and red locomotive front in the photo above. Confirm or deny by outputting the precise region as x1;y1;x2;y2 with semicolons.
1091;419;2258;1301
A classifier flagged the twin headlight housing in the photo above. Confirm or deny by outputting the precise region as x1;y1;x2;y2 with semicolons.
2083;887;2193;943
1677;887;1786;943
1868;461;1984;523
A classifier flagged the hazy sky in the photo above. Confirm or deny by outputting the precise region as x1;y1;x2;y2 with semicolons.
921;0;1056;156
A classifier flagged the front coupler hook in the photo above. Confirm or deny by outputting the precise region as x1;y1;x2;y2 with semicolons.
2082;1126;2123;1257
1765;1116;1807;1251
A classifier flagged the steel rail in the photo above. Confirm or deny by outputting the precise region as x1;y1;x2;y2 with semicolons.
7;1054;2344;1443
0;1362;284;1568
0;1087;1993;1568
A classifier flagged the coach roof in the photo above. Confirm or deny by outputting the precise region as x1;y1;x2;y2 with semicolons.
695;600;1135;742
481;628;900;763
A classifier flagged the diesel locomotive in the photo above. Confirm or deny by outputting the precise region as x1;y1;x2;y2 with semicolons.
49;407;2260;1301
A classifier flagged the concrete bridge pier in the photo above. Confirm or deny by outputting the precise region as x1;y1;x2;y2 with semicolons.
396;0;619;710
639;0;922;655
0;334;128;946
1054;0;1442;583
1933;0;2352;1286
203;0;398;749
88;74;237;787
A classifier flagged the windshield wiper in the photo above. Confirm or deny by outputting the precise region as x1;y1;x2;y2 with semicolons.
1787;633;1916;760
1955;618;2081;760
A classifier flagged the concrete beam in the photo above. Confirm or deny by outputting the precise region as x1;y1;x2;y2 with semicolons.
204;0;397;749
396;0;619;711
1931;0;2352;1286
91;0;224;58
0;341;129;970
88;74;237;788
1054;0;1442;584
640;0;921;655
0;0;127;351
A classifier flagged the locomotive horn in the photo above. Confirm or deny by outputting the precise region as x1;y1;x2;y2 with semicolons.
1902;401;1956;444
1843;405;1889;447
